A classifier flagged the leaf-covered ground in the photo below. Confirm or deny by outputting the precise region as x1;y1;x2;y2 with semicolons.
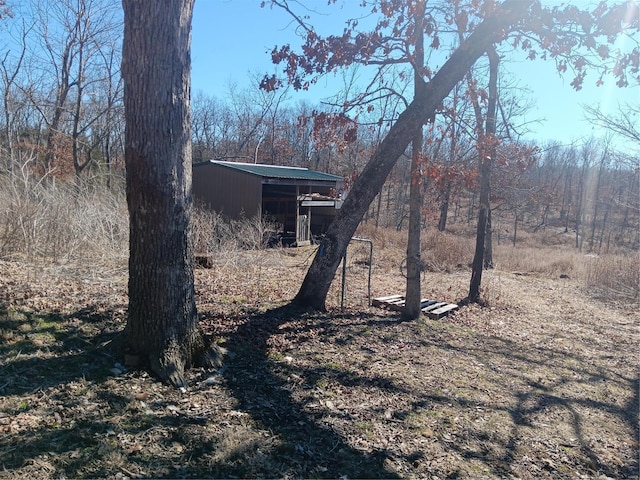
0;248;638;479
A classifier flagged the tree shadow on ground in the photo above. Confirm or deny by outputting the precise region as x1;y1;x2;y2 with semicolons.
0;303;401;479
0;305;121;395
404;328;640;479
220;304;401;479
0;305;127;475
251;307;639;479
1;304;233;478
0;390;222;478
1;300;637;479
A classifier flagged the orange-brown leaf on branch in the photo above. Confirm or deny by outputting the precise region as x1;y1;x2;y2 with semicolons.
557;60;567;73
310;111;358;152
343;125;358;143
630;47;640;72
573;56;587;70
570;70;586;90
343;170;358;192
596;2;633;37
592;0;608;18
597;44;610;60
271;44;291;64
259;74;281;92
0;0;12;19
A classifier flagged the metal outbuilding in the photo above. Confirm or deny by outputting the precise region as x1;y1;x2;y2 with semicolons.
192;160;344;245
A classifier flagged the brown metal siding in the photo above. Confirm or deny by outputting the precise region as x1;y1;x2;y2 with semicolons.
193;163;262;219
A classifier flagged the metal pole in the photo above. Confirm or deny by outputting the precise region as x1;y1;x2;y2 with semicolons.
351;237;373;306
340;250;347;311
341;237;374;310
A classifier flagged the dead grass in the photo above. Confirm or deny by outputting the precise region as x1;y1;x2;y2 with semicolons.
0;243;638;479
192;207;277;255
581;252;640;303
1;171;636;306
495;244;581;278
421;229;474;272
0;177;638;477
0;168;128;263
495;242;640;304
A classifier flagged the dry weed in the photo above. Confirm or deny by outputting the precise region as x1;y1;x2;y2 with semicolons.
0;165;128;263
0;218;638;478
421;230;473;272
580;252;640;303
192;207;277;257
494;245;579;278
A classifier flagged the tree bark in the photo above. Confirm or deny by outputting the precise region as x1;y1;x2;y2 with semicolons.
438;182;452;232
293;0;534;310
468;47;499;303
438;89;459;233
402;0;426;321
122;0;221;387
468;153;492;301
484;208;494;269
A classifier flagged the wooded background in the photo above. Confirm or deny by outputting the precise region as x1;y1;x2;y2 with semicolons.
0;0;637;259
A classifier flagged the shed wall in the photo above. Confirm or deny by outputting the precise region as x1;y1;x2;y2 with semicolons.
193;164;262;219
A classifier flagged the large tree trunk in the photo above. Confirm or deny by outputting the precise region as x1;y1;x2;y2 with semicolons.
468;155;492;301
121;0;221;387
468;47;499;303
402;0;426;321
293;0;533;310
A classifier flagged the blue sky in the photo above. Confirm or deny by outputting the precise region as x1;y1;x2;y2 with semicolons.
191;0;639;150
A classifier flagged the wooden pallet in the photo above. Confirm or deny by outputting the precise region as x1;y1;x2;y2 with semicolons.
372;294;459;319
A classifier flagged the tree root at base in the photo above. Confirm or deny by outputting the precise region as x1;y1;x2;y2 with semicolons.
144;336;226;388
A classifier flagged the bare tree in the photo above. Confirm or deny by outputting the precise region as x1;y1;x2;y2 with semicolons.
402;0;426;320
68;0;122;178
468;47;499;303
13;0;122;177
191;91;230;162
583;103;640;145
0;18;34;169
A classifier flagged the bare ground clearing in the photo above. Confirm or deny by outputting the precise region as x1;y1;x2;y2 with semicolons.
0;247;638;479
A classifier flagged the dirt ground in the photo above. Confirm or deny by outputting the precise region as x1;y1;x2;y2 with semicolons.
0;247;638;479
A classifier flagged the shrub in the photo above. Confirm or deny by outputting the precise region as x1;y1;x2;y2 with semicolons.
421;230;473;272
0;160;128;262
191;206;278;256
581;253;640;303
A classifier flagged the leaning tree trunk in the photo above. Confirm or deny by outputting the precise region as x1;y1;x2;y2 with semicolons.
293;0;534;310
121;0;221;387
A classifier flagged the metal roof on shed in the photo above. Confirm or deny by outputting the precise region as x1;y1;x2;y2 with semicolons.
196;160;342;182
